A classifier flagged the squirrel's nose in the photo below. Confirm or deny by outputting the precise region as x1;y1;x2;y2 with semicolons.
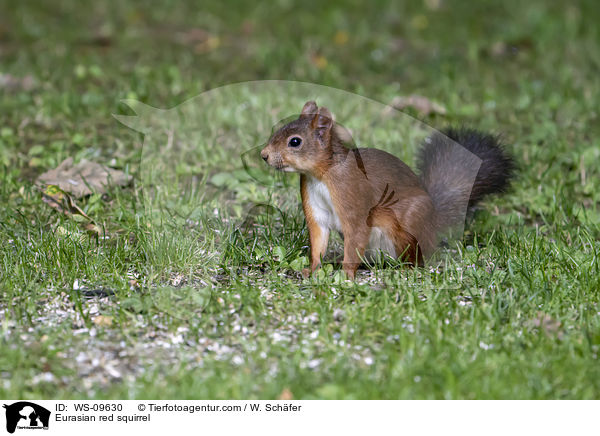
260;150;269;162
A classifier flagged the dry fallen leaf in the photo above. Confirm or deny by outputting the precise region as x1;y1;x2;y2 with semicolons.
389;95;447;116
424;0;443;10
531;312;563;339
195;36;220;54
37;157;132;198
334;30;349;46
0;73;36;92
178;28;210;45
92;315;113;327
310;53;328;70
277;388;294;400
41;184;101;235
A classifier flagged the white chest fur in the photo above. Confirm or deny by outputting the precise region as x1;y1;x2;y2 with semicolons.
305;176;342;233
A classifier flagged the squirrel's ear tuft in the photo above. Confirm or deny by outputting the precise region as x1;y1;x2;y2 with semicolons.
300;101;318;119
312;107;333;146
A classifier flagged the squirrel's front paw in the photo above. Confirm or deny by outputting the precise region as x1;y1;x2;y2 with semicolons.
301;268;312;278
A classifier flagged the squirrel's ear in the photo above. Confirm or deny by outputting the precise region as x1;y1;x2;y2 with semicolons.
300;101;318;119
312;107;333;146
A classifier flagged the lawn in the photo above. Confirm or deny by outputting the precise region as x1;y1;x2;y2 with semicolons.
1;0;599;399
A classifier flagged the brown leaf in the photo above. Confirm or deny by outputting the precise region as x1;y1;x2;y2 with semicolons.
42;184;89;217
310;53;328;70
37;157;132;198
531;312;563;339
424;0;443;10
178;29;220;53
178;28;210;45
277;388;294;400
195;36;220;53
92;315;113;327
0;73;36;92
41;184;101;235
488;38;534;58
389;95;447;116
241;20;254;36
334;30;349;46
85;32;113;47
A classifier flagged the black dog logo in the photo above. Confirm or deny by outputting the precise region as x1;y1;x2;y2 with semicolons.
3;402;50;433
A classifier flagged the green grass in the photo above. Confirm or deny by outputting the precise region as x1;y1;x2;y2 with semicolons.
1;0;599;399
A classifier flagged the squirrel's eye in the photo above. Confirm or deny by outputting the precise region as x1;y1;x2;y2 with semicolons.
288;137;302;148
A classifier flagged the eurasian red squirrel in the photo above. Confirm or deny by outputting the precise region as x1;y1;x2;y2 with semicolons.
260;101;514;279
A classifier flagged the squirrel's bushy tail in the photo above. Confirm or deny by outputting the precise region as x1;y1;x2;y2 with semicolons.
417;127;515;230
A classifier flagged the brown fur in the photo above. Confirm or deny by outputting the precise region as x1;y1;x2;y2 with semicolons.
260;101;511;279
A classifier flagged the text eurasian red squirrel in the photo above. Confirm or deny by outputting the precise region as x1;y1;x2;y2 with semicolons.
261;101;514;278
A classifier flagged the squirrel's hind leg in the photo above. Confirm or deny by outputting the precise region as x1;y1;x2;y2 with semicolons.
366;204;425;267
